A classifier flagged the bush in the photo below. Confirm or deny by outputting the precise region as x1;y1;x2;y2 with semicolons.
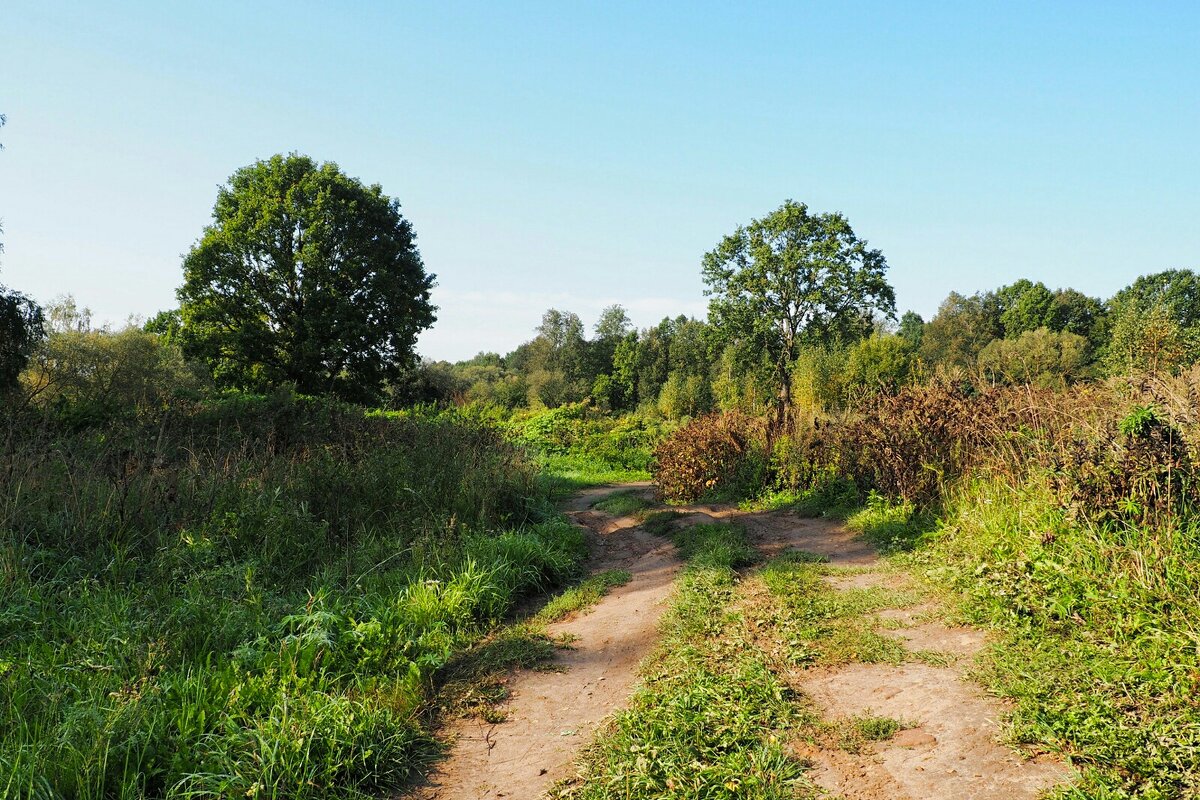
653;412;767;503
834;381;1001;507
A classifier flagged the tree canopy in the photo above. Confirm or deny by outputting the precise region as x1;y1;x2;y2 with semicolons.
702;200;895;427
177;154;435;403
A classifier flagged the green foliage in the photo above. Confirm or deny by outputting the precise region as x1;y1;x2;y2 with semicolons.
919;291;1001;369
653;412;768;503
897;310;924;350
977;327;1089;386
178;154;435;403
0;394;587;797
702;199;896;428
0;282;43;390
1105;298;1196;377
508;403;668;486
843;334;915;395
23;322;202;420
789;344;847;414
656;369;713;418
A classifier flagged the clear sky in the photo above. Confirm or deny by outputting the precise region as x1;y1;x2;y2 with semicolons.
2;1;1197;361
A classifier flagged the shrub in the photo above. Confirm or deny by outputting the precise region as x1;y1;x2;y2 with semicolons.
653;412;767;502
834;381;1001;507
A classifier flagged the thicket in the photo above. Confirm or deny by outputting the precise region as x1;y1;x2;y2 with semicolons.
0;391;588;798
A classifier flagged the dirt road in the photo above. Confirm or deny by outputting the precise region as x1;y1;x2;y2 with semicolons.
410;486;1071;799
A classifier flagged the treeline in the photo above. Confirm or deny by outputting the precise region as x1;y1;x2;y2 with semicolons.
420;269;1200;419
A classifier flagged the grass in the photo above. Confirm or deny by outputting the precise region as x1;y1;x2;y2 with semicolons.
918;477;1200;799
533;570;632;625
551;523;814;800
844;492;934;554
537;454;652;498
591;490;652;517
830;713;905;754
0;395;591;799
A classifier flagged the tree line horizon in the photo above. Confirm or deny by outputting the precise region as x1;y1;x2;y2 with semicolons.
1;152;1195;419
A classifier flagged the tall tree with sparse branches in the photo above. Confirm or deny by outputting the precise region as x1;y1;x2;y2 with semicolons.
702;200;895;429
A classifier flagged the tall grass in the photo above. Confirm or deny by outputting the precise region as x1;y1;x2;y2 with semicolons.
924;478;1200;798
0;391;586;798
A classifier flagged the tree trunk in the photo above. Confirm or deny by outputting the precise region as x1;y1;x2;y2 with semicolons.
772;358;793;436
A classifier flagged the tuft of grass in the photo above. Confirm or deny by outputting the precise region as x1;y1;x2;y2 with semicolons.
640;510;681;537
533;570;633;625
845;492;934;554
591;490;652;517
826;713;905;754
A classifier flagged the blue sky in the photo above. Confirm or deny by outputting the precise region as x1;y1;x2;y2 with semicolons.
2;1;1197;361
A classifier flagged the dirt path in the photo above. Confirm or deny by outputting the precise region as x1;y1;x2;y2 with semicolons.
412;489;1072;800
733;511;1072;800
411;484;678;800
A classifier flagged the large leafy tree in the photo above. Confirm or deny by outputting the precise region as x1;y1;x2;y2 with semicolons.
702;200;895;428
178;154;435;403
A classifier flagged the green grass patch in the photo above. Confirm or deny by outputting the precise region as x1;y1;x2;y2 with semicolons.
746;476;860;518
641;510;682;538
533;570;633;625
756;558;917;666
552;523;813;799
845;493;935;554
829;713;905;754
0;397;591;799
537;454;653;498
591;490;652;517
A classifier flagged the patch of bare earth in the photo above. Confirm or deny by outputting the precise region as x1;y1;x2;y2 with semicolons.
410;485;677;800
735;510;1072;800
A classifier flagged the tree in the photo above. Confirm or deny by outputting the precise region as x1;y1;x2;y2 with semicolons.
702;200;895;429
844;334;915;395
1104;270;1200;376
898;311;924;350
0;283;43;390
919;292;1001;369
177;154;435;403
978;327;1089;387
